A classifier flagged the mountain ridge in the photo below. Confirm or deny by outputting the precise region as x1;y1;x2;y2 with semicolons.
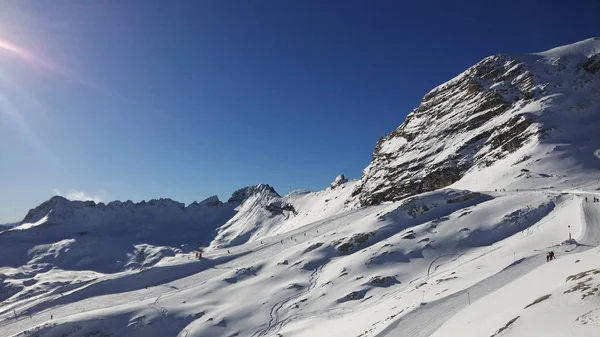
351;37;600;206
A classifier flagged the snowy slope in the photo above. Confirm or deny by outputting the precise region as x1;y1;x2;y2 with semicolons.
209;176;359;249
1;38;600;337
2;189;598;337
1;177;356;276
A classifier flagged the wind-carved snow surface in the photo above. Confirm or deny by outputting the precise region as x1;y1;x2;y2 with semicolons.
1;39;600;337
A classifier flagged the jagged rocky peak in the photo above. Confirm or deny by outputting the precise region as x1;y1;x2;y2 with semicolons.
189;195;222;207
22;195;79;223
146;198;185;209
227;184;280;203
354;38;600;206
330;174;348;189
21;195;188;224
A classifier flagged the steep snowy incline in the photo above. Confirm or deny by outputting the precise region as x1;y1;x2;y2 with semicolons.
208;175;359;249
354;37;600;206
3;188;594;337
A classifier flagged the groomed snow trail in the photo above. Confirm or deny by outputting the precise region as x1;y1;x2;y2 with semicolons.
580;198;600;246
377;192;600;337
2;205;386;337
375;255;545;337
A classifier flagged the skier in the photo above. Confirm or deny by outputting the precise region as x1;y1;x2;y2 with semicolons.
585;197;588;202
546;252;550;262
550;251;555;260
227;250;230;254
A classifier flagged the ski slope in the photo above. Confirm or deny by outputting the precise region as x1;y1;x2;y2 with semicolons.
1;188;599;337
378;191;600;337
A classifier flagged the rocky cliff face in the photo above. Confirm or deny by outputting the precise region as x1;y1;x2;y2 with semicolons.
227;184;280;203
354;38;600;206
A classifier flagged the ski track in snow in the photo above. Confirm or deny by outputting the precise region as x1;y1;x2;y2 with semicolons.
2;191;599;337
376;192;600;337
0;205;387;337
253;265;323;337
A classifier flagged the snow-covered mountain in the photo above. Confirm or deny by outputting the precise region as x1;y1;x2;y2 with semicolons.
0;177;357;275
1;194;236;273
1;38;599;337
210;176;358;249
353;37;600;206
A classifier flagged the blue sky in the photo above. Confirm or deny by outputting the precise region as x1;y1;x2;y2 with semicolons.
0;1;598;222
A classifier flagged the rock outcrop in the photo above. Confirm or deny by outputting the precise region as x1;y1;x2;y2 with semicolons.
330;174;349;189
354;38;600;206
227;184;280;203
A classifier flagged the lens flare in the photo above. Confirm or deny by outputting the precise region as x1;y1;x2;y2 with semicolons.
0;37;105;91
0;38;66;76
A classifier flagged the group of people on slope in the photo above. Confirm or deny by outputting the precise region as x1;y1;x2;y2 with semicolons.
546;251;556;262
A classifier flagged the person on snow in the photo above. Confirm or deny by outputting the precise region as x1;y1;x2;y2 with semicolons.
546;252;550;262
550;251;555;260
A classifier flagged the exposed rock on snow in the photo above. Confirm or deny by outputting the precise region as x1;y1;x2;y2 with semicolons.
330;174;348;189
196;196;223;207
490;316;520;337
337;232;375;254
265;201;297;217
227;184;280;203
355;38;600;206
368;276;399;287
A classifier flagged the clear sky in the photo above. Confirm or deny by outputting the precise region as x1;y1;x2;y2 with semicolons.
0;1;598;222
